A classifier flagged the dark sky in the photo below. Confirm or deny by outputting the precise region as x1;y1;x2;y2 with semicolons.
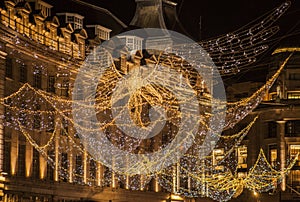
49;0;299;83
80;0;300;40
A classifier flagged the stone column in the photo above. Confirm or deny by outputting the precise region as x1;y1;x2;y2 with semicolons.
25;141;33;177
68;139;73;183
0;51;7;172
10;130;18;176
39;151;47;179
83;151;88;184
277;120;286;191
54;117;61;181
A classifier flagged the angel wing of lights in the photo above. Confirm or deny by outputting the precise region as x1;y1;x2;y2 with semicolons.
199;1;291;75
224;53;293;129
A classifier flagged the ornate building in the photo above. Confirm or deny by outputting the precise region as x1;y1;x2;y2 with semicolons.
0;0;299;202
0;0;193;201
226;44;300;202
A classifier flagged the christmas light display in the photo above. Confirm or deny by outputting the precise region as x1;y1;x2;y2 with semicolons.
0;1;296;201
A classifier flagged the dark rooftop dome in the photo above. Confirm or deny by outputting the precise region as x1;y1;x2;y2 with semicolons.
130;0;193;39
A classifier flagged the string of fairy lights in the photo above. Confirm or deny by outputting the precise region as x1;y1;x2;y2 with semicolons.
0;52;296;201
0;1;297;201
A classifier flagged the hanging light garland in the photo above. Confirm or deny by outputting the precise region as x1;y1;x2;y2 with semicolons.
0;1;295;200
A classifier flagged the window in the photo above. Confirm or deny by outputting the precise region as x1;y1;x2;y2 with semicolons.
290;170;300;186
5;58;13;78
267;121;277;138
286;120;300;136
288;93;300;100
212;148;224;170
65;14;83;30
75;155;83;184
19;64;27;83
62;79;69;97
47;114;55;133
289;145;300;186
237;146;247;167
61;153;68;182
236;146;247;176
67;16;74;23
17;144;26;177
289;73;300;80
33;104;41;129
32;148;40;179
19;102;27;126
290;145;300;160
60;118;68;135
37;1;52;17
3;141;11;174
269;144;277;167
47;150;54;180
33;71;42;89
47;76;55;93
89;159;96;185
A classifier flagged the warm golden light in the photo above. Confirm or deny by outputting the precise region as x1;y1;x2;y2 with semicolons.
170;194;183;200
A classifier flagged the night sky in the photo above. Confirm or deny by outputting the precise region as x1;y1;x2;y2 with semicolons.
79;0;300;40
50;0;299;82
76;0;300;83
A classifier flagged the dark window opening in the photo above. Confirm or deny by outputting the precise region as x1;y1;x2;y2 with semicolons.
5;58;13;78
267;121;277;138
47;76;55;93
19;64;27;83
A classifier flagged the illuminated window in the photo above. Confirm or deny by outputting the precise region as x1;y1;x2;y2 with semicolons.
290;145;300;163
269;144;277;167
288;145;300;189
92;25;111;40
212;148;224;170
66;13;83;29
288;93;300;100
117;36;143;51
237;146;247;177
290;170;300;186
36;0;52;17
289;145;300;185
237;146;247;167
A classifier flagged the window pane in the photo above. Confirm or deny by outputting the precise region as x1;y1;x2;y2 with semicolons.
5;58;13;78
